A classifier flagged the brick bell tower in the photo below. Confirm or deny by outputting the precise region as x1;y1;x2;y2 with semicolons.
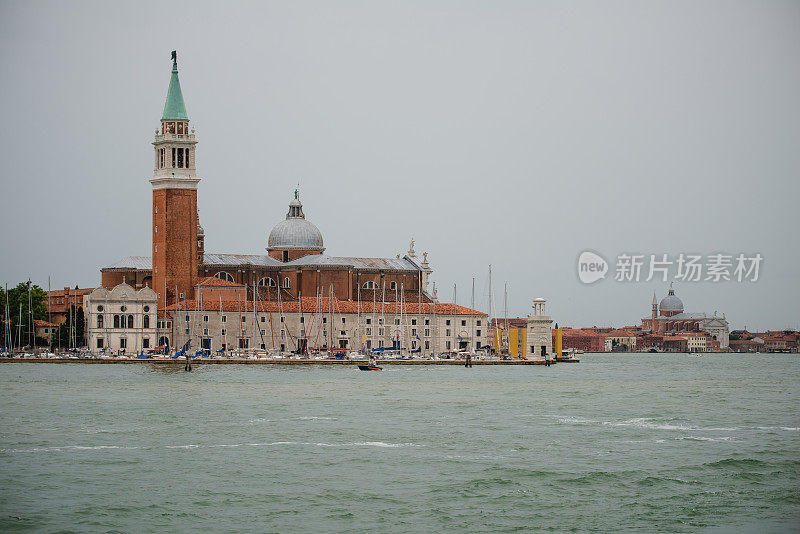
151;51;200;310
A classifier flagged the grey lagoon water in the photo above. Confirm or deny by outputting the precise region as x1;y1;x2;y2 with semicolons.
1;354;798;533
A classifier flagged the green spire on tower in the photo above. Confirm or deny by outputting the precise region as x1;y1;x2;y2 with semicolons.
161;51;188;121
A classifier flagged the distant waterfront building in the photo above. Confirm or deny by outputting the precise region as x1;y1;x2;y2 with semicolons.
34;320;59;345
641;286;730;349
44;287;94;325
527;298;553;357
160;298;486;355
92;53;485;356
488;298;553;358
87;283;158;354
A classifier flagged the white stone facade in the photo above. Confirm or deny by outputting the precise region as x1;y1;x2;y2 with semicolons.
160;307;488;356
700;316;730;349
526;298;553;357
87;283;158;354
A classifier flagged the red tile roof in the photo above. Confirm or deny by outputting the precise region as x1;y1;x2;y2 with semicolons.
196;277;245;288
165;297;485;316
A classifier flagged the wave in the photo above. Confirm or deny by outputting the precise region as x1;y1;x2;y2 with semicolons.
679;436;734;442
553;415;737;432
2;445;139;453
3;440;422;454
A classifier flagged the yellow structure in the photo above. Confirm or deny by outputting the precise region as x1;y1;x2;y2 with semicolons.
554;328;562;358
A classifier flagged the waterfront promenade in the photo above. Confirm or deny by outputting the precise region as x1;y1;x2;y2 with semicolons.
0;357;573;365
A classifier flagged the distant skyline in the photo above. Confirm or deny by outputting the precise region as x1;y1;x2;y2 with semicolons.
1;1;798;331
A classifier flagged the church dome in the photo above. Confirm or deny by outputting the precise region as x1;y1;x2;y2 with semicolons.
659;288;684;314
267;194;324;251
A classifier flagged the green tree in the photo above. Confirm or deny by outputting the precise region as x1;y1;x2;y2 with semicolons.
2;281;48;348
52;305;86;349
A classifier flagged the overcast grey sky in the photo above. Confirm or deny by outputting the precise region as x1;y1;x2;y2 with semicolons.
1;1;798;330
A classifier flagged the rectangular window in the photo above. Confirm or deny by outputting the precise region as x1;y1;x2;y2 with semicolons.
203;328;208;336
412;328;417;336
300;317;304;323
366;328;371;335
340;331;346;336
412;319;417;325
186;149;190;168
446;320;451;326
120;338;127;349
395;319;400;325
425;341;430;349
177;147;184;168
171;147;176;167
379;328;384;335
143;338;150;349
281;330;285;339
424;319;429;325
323;317;327;324
97;338;104;349
239;338;249;349
446;329;451;336
280;316;285;323
221;329;226;336
477;330;481;336
425;329;430;336
446;341;451;350
462;320;466;326
221;316;227;323
477;320;482;327
203;315;208;322
341;317;346;324
366;318;371;325
241;316;246;322
260;316;265;323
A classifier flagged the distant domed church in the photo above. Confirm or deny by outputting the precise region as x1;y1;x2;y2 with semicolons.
641;285;730;348
91;53;487;356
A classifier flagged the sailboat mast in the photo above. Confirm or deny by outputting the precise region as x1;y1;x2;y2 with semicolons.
471;277;475;353
453;283;457;351
47;277;52;352
431;281;436;358
27;280;33;349
4;283;10;354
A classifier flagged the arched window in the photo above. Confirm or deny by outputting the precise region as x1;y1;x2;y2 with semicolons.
258;277;277;287
128;315;134;328
363;281;378;289
159;336;170;348
283;278;290;288
97;315;103;329
143;315;150;329
113;315;120;328
214;271;234;282
389;281;397;290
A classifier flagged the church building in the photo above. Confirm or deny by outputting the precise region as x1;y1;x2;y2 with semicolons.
641;285;730;349
91;53;486;355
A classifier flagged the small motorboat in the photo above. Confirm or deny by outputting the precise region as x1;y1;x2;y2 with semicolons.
358;365;382;371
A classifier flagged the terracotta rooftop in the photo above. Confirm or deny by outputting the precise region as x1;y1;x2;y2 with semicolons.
164;298;485;316
196;276;245;288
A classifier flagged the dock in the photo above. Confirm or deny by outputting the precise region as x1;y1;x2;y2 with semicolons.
0;357;578;365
